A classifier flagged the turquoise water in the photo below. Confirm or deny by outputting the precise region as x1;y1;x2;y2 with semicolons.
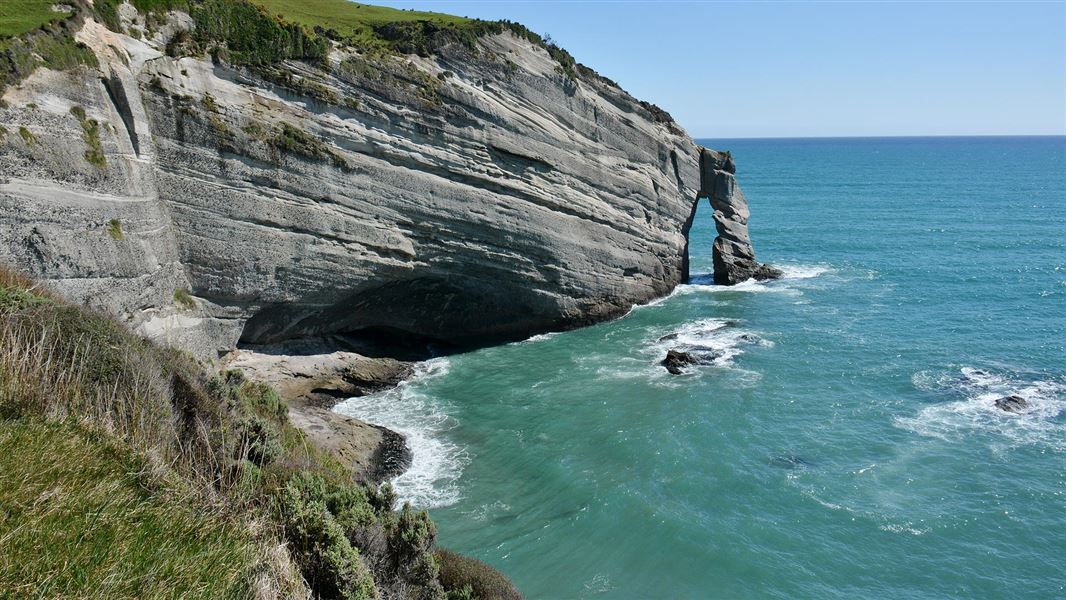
336;136;1066;599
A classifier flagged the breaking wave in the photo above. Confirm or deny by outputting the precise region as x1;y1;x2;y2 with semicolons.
334;358;469;508
896;366;1066;451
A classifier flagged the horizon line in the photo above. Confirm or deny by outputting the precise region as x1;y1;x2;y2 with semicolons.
692;133;1066;140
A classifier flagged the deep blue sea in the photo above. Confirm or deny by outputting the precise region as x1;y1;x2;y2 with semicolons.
337;136;1066;599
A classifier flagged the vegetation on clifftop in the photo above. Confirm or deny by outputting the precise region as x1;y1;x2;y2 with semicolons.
0;0;72;38
0;265;518;599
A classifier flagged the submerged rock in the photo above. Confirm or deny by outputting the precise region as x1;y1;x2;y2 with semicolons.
994;395;1029;413
769;455;810;470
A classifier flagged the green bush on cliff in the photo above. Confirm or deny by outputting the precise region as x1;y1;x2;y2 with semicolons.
437;549;524;600
279;472;379;599
190;0;328;65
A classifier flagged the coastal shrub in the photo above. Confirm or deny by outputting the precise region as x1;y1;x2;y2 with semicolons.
190;0;328;66
165;28;201;58
0;264;513;596
436;549;523;600
271;122;346;167
239;413;283;466
93;0;123;32
242;379;288;420
0;284;51;311
279;471;378;600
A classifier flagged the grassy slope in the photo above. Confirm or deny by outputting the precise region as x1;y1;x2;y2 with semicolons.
0;421;255;598
256;0;469;33
0;0;71;38
0;265;520;599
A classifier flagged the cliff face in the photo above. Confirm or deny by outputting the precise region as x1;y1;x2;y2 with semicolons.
0;8;726;359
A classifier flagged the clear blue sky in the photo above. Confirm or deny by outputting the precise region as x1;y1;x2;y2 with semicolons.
369;1;1066;138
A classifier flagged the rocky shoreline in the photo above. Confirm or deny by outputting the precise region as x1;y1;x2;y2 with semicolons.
226;343;415;483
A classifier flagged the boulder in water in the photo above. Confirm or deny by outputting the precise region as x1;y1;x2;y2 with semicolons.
661;350;699;375
752;264;784;281
994;395;1028;413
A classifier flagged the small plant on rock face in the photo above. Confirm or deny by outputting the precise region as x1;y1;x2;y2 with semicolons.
18;127;35;146
107;218;123;240
201;93;219;112
173;288;196;310
71;105;107;168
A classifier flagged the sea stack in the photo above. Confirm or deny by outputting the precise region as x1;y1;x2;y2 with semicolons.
698;147;782;285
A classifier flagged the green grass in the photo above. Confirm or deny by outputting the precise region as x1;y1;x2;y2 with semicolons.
0;420;257;598
0;0;71;38
252;0;471;47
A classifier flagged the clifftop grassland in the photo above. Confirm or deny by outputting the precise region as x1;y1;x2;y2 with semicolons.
0;0;72;37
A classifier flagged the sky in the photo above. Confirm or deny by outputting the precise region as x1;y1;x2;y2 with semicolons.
368;1;1066;138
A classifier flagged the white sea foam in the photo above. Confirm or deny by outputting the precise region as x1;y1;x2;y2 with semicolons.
334;358;468;508
648;317;770;371
879;523;930;536
777;263;832;279
627;262;832;314
515;331;561;345
898;366;1066;451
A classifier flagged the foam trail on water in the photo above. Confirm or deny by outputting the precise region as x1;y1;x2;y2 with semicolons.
898;366;1066;451
334;358;468;508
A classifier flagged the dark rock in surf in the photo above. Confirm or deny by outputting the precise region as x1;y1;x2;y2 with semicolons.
368;425;413;481
753;264;784;281
662;350;699;374
994;395;1028;413
657;333;680;342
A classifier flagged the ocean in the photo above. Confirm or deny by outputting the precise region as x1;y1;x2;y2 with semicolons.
336;136;1066;599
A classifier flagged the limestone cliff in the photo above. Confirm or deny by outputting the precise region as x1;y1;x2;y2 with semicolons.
0;2;764;360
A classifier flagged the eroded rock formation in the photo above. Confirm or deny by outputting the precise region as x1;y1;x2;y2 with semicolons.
0;15;714;359
697;147;781;285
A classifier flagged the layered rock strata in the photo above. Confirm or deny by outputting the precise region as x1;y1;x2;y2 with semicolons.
1;15;709;360
697;147;781;285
